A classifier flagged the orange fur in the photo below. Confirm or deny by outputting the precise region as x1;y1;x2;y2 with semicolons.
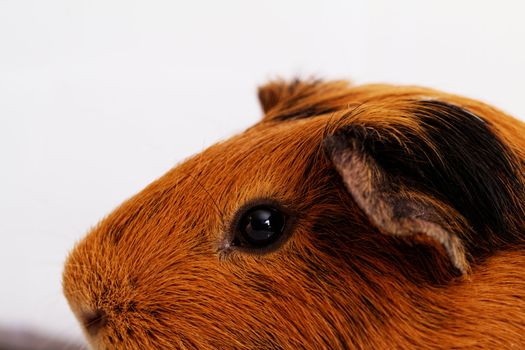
63;79;525;349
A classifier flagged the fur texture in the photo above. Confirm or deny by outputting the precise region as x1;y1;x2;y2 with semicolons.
63;79;525;349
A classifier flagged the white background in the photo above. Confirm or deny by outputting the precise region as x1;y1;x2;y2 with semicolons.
1;0;525;344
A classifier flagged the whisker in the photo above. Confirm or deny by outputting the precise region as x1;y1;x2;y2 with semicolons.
177;168;226;228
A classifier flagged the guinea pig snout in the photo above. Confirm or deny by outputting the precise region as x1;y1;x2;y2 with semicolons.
80;308;107;336
63;254;138;344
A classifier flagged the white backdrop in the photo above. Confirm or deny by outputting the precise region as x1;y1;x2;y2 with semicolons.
1;0;525;343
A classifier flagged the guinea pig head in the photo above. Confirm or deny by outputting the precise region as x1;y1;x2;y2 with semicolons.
63;80;525;349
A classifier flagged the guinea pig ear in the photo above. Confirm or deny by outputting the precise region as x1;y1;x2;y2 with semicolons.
257;78;350;121
323;126;470;275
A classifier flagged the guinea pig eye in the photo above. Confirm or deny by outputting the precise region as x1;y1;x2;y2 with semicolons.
235;205;286;248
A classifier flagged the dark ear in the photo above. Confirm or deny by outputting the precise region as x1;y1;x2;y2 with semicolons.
257;79;300;114
257;79;351;121
324;126;470;275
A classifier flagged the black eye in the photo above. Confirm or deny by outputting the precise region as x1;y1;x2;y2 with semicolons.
237;206;286;247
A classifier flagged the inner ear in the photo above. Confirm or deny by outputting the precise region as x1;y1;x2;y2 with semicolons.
323;125;470;275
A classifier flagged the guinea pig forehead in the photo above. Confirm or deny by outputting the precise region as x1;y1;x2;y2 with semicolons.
182;120;327;203
95;120;326;241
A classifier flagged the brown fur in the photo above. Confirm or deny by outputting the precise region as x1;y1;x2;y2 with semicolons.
63;79;525;349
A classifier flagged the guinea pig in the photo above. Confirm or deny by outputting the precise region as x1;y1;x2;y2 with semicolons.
63;79;525;349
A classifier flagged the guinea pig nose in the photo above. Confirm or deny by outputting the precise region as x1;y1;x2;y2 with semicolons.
80;308;107;336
